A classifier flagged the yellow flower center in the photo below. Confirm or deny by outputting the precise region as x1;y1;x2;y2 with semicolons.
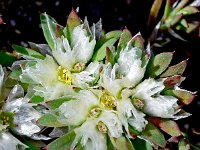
97;121;108;133
72;62;85;73
131;98;144;110
100;92;117;109
57;66;72;85
89;107;102;118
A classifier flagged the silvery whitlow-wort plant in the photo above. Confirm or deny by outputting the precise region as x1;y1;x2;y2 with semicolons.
0;8;197;150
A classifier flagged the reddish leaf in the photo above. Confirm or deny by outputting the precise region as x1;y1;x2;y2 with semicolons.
164;90;196;105
164;75;185;89
106;47;115;65
67;8;81;42
131;32;145;49
149;117;182;137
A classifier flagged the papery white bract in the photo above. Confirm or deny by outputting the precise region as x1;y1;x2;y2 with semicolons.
3;84;50;140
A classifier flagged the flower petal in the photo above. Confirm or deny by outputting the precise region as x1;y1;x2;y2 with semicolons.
101;63;122;96
71;119;107;150
58;90;98;126
72;62;102;88
72;25;96;63
0;132;28;150
33;82;74;100
98;111;123;138
117;99;147;132
20;55;58;87
133;79;181;119
118;44;146;88
52;37;75;70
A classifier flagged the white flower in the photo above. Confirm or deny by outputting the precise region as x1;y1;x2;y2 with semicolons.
0;132;28;150
57;89;124;149
71;119;107;150
3;85;50;140
58;90;99;126
20;25;100;100
132;78;191;119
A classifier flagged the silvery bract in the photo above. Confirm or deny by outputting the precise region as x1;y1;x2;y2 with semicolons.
2;9;196;150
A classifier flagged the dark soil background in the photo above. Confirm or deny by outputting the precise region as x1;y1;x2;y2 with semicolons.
0;0;200;146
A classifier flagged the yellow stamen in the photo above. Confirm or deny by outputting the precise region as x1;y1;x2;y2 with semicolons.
97;121;108;133
73;62;85;73
132;98;144;110
89;107;101;118
100;92;117;109
57;66;72;85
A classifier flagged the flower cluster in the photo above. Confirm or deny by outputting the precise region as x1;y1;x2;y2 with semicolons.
0;9;196;150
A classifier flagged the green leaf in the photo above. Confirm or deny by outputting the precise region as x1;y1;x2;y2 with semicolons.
92;38;118;61
116;28;132;59
31;95;44;103
178;6;199;16
0;51;16;67
47;131;76;150
5;78;18;88
115;137;135;150
163;90;196;105
105;30;122;40
22;137;46;150
132;138;153;150
142;123;166;148
107;136;115;150
12;44;45;59
149;117;182;137
67;9;81;44
9;69;22;80
146;52;173;78
178;138;190;150
46;96;73;110
161;60;187;77
40;13;58;51
38;114;65;127
106;47;115;65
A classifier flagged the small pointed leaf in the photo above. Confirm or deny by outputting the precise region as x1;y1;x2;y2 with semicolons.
46;97;74;110
161;60;187;77
146;52;173;78
117;28;132;58
149;117;182;137
142;123;166;148
0;51;16;67
132;138;153;150
131;33;145;49
38;114;66;127
67;9;81;43
163;90;196;105
47;131;76;150
40;13;58;50
115;137;135;150
12;44;45;59
106;47;115;65
31;95;44;103
105;30;122;40
164;75;185;89
92;38;118;61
